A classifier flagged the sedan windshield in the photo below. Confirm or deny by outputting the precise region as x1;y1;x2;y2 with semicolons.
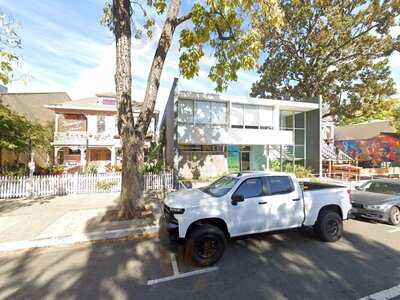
359;181;400;195
200;176;238;197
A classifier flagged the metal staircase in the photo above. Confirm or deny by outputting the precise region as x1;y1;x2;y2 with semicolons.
321;143;354;162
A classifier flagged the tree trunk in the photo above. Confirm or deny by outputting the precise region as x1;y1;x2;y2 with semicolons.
113;0;184;219
136;0;181;135
113;0;144;219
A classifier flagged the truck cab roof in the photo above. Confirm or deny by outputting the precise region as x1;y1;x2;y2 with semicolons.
227;171;295;178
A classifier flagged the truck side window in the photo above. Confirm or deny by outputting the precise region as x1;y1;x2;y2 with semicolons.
234;178;263;199
267;176;294;195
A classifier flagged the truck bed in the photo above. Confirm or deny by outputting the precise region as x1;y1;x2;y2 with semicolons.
301;181;346;191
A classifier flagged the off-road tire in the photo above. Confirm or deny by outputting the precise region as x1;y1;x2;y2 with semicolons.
314;210;343;242
184;224;227;267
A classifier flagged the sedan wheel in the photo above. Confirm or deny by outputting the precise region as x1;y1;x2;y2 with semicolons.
389;206;400;226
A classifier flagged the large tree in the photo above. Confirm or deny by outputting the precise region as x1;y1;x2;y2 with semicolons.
0;12;21;85
104;0;283;219
250;0;399;123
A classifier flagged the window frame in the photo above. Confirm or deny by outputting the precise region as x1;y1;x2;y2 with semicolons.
97;115;106;133
265;176;295;196
232;177;265;199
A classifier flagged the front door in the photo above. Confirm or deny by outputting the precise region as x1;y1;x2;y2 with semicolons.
240;151;250;171
263;176;304;231
229;177;269;235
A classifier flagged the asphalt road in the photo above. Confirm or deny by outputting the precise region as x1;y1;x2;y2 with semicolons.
0;219;399;300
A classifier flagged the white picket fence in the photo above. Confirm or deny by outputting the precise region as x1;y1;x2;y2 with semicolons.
0;172;174;199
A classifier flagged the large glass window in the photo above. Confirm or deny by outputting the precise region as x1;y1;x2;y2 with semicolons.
231;103;273;129
295;112;305;129
279;111;306;167
244;104;259;128
178;99;227;126
231;103;244;128
211;101;227;125
280;111;293;129
260;106;274;129
58;114;87;132
234;177;263;198
97;115;105;133
178;99;194;123
195;101;211;124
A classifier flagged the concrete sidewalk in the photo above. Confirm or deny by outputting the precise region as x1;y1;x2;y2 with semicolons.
0;193;160;252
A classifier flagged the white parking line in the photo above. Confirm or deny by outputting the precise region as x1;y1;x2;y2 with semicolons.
358;283;400;300
388;228;400;233
170;253;179;275
147;253;219;286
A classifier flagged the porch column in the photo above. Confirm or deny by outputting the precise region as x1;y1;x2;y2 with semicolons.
80;147;86;167
273;105;280;130
54;113;60;133
111;147;116;166
54;147;61;165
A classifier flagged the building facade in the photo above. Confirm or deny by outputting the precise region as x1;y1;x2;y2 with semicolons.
335;120;400;167
161;79;322;180
46;94;158;172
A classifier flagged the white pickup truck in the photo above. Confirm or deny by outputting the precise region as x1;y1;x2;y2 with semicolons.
162;172;352;266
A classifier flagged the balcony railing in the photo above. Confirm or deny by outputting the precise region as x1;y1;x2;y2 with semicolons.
54;130;156;145
54;132;117;145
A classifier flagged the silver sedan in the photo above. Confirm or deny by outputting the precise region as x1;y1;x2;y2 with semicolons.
351;179;400;226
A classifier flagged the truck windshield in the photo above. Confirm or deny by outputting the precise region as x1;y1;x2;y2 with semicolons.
200;176;238;197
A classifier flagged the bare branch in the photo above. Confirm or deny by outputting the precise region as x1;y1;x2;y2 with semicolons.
176;12;192;26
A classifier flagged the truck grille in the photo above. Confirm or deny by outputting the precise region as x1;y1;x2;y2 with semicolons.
163;204;178;224
352;203;364;209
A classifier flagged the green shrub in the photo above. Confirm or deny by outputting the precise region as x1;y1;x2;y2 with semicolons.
270;161;313;178
85;163;98;174
47;165;64;175
2;163;29;176
96;180;117;191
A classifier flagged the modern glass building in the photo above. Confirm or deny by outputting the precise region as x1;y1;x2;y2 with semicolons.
161;79;322;179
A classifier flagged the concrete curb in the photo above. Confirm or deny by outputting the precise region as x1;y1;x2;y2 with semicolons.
0;225;160;253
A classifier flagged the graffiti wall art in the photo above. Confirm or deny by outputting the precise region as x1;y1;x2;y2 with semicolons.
335;133;400;167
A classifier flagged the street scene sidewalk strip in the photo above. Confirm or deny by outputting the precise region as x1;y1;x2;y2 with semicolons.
147;253;219;286
358;283;400;300
0;225;159;253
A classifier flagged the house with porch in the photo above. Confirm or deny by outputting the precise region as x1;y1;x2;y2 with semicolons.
46;94;158;172
161;79;322;180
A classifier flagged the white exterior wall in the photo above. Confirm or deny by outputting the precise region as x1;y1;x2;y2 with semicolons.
105;115;117;135
86;115;97;133
177;125;293;145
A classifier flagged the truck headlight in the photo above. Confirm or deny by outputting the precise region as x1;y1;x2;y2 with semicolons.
170;207;185;214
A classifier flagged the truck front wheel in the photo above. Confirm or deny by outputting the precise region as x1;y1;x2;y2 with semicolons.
314;210;343;242
184;224;227;267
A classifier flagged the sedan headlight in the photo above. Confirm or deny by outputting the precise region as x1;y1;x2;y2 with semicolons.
169;207;185;214
366;204;386;210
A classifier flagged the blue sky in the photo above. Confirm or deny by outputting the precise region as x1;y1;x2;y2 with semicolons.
1;0;399;113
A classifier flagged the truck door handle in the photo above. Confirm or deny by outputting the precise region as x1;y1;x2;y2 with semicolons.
258;201;268;205
292;198;301;202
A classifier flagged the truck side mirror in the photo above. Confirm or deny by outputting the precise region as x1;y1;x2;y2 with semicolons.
231;194;244;206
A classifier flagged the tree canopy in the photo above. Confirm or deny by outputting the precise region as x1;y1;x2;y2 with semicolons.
250;0;399;123
103;0;284;218
0;103;52;155
0;12;21;85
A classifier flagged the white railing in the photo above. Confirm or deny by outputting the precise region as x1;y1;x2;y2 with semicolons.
0;172;174;199
54;132;117;145
322;143;354;162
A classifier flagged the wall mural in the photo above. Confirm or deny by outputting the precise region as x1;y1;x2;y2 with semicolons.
335;133;400;167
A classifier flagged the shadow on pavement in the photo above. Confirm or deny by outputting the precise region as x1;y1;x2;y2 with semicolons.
0;197;53;215
0;222;399;299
